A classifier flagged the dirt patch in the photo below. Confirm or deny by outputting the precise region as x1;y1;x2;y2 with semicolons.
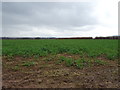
2;54;119;88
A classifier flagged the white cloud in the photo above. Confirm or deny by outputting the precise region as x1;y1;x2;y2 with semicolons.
90;0;118;36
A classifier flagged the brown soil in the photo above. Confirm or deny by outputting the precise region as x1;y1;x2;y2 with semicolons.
2;54;119;88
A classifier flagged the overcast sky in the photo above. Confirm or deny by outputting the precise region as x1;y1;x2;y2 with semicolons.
2;0;118;37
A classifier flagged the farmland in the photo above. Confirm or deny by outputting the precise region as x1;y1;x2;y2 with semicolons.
2;39;119;88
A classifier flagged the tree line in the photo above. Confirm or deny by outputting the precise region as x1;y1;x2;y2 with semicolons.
1;36;120;39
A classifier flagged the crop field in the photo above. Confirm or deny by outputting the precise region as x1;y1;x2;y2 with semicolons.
2;39;119;88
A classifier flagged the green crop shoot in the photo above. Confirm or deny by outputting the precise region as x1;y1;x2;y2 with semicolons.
22;61;35;66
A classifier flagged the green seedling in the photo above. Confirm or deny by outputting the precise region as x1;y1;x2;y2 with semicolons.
45;56;55;62
22;61;35;66
59;56;66;62
55;60;61;64
75;59;84;69
86;59;93;67
65;58;74;67
7;54;14;61
12;65;20;71
95;59;107;65
59;56;74;66
33;55;40;61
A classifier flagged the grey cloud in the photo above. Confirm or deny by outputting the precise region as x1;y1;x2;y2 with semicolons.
2;2;98;37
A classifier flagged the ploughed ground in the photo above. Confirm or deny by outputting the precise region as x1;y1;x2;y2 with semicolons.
2;54;119;88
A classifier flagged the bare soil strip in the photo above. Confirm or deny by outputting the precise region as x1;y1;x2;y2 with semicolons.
2;54;119;88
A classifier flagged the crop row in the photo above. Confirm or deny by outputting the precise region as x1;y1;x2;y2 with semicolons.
2;39;119;60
